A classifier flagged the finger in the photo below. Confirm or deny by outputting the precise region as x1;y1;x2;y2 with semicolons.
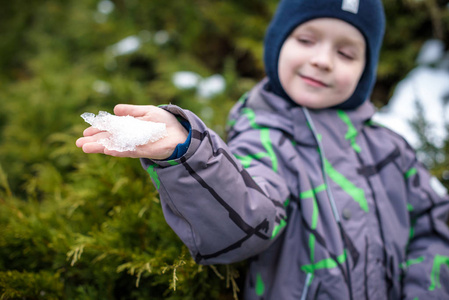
81;142;107;154
76;137;86;148
83;126;103;137
78;138;139;158
76;136;99;148
114;104;156;117
76;131;111;147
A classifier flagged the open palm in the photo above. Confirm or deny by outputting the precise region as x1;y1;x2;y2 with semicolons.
76;104;188;160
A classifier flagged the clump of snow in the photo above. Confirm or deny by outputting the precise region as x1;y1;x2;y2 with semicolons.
172;71;226;99
416;39;445;65
172;71;201;89
373;39;449;168
81;111;167;152
373;66;449;149
153;30;170;45
107;36;141;57
197;74;226;99
97;0;115;15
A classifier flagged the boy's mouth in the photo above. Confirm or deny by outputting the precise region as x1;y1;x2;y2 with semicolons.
299;75;329;88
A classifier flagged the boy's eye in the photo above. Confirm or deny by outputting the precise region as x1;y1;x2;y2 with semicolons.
295;36;314;45
297;39;312;45
338;50;355;60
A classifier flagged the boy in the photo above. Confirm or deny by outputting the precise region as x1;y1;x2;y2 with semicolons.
77;0;449;298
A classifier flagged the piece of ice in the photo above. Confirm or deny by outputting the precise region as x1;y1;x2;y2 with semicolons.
81;111;167;152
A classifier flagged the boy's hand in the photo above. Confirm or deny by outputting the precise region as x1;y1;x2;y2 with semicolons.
76;104;189;160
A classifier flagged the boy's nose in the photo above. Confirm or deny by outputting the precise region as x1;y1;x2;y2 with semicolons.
309;46;333;71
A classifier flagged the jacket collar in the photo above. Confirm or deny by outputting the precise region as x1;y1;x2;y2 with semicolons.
244;78;376;146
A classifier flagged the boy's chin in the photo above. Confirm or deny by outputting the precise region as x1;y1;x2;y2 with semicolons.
290;98;345;109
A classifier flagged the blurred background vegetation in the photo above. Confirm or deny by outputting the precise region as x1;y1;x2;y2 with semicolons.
1;0;449;299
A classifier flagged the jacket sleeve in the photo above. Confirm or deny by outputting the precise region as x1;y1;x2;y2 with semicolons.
401;144;449;299
140;105;291;265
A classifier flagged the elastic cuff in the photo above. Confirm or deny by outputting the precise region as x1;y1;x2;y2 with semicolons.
165;119;191;160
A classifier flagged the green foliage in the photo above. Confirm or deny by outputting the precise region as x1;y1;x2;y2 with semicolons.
0;0;447;298
0;270;63;299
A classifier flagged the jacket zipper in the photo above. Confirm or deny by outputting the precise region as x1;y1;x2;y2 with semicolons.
300;272;313;300
302;107;355;300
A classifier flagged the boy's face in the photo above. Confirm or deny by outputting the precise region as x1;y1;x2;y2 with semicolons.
278;18;366;109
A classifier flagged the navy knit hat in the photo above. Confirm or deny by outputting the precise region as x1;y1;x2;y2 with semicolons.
264;0;385;109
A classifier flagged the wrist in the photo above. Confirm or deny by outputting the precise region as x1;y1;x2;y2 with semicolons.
165;119;191;160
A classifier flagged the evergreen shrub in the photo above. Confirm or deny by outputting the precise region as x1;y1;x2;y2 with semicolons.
0;0;447;299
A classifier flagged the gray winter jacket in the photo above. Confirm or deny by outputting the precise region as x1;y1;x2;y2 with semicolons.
141;79;449;299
